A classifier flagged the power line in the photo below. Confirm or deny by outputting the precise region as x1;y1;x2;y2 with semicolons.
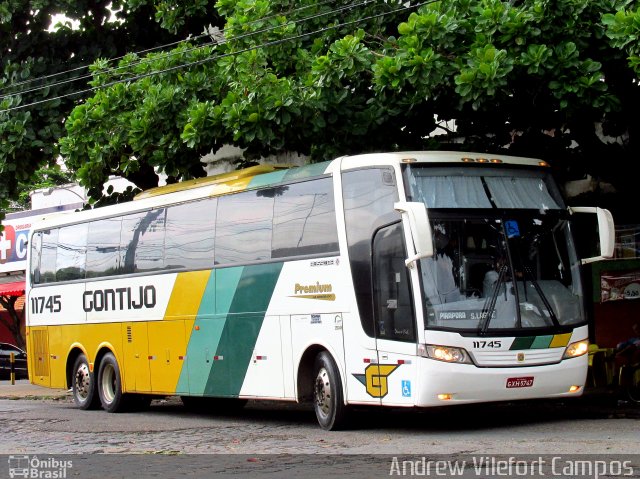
1;0;430;114
0;0;348;97
0;33;209;96
0;0;375;104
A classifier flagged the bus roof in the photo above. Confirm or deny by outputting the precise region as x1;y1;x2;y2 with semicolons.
134;165;291;200
28;151;548;231
339;151;549;168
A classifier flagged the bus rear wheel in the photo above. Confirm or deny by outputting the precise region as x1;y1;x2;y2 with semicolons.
313;351;348;430
97;352;126;413
72;354;99;410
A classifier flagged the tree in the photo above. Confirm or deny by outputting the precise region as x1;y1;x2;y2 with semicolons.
0;0;223;221
52;1;640;221
60;0;407;200
373;0;639;219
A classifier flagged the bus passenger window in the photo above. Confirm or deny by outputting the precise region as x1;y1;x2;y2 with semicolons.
121;209;167;273
216;190;273;265
29;232;43;284
86;217;121;278
39;229;59;284
272;178;338;258
56;224;88;282
165;199;216;270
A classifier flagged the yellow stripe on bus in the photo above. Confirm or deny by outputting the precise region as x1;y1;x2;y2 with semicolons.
164;270;211;321
144;270;212;394
549;333;572;348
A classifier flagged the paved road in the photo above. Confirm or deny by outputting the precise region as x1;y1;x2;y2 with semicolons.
2;384;638;479
1;390;638;455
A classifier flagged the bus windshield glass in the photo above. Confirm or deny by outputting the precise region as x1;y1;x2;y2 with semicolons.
405;165;584;333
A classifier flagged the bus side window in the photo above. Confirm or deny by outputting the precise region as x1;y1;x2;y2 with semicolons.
272;178;339;258
86;217;122;278
373;223;415;342
56;223;88;282
215;190;274;265
165;199;216;270
29;232;43;284
39;229;59;284
121;209;167;273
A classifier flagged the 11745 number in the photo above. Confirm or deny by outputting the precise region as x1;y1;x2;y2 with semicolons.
30;295;62;314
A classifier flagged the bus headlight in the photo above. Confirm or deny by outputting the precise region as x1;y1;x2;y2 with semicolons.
563;339;589;359
418;344;472;364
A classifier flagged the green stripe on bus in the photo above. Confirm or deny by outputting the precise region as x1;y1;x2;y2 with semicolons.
248;161;331;190
510;336;535;350
283;161;330;181
248;169;288;189
530;335;553;349
177;267;245;395
204;263;283;397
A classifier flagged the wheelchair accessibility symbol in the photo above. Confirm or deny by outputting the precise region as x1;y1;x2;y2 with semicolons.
401;380;411;397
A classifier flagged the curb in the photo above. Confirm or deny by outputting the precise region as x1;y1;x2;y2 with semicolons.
0;380;70;400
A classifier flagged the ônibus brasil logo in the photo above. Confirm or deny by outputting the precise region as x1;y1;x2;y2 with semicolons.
8;455;72;479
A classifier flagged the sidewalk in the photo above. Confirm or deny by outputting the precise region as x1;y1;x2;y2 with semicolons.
0;379;70;399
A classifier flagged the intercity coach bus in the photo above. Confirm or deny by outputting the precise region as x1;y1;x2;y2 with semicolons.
26;151;614;430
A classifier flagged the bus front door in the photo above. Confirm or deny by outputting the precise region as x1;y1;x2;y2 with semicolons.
372;223;417;407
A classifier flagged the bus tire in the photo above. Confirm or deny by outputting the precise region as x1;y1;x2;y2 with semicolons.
72;354;99;410
313;351;348;430
97;352;126;413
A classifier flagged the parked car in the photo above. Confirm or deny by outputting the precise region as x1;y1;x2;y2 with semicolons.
0;343;28;380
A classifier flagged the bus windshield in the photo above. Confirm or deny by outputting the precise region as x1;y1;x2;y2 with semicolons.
405;165;584;333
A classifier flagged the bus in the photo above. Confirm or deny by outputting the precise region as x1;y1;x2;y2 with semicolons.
26;151;614;430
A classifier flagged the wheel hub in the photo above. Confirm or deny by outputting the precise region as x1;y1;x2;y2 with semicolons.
101;363;116;404
75;363;90;399
314;367;331;417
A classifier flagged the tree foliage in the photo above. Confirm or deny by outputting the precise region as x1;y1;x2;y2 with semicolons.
60;0;410;200
6;0;640;221
374;0;638;202
0;0;221;221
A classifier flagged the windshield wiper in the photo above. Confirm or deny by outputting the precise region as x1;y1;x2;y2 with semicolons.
479;264;507;335
522;266;560;327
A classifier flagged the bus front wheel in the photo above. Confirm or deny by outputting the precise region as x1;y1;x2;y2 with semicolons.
97;352;126;413
313;351;348;430
72;354;99;410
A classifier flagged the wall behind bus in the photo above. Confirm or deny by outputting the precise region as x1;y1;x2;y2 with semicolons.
588;258;640;348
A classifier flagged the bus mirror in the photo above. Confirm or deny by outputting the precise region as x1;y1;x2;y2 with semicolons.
394;201;434;267
569;206;615;264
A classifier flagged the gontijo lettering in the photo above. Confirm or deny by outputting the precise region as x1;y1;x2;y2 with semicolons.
83;285;156;312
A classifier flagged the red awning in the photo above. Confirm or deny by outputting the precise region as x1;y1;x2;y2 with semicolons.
0;280;25;297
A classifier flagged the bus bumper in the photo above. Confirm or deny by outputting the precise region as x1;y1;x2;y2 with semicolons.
415;354;588;406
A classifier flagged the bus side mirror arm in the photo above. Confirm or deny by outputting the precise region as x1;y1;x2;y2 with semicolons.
394;201;434;268
568;206;615;264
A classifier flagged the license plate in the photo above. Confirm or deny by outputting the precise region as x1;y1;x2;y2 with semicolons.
506;376;534;388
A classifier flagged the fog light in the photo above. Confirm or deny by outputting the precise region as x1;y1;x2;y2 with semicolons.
437;393;453;401
569;385;581;393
